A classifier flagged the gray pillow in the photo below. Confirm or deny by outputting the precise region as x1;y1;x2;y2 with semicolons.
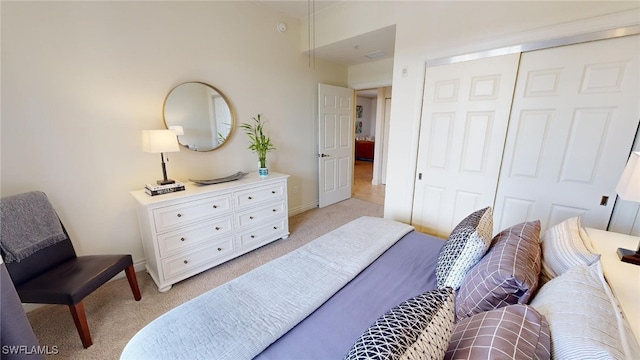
539;216;600;284
445;304;551;360
435;207;493;290
344;287;455;360
455;220;541;320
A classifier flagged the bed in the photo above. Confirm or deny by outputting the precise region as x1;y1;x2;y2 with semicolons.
121;212;640;360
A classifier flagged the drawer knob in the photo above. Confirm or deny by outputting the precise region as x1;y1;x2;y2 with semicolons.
217;247;222;251
272;209;277;212
249;216;254;220
215;226;221;231
273;226;278;230
248;196;253;200
177;213;182;218
183;260;189;264
213;205;218;209
180;237;186;242
251;235;255;239
271;190;276;194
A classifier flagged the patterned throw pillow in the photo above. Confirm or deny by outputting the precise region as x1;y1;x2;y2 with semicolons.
455;221;541;320
530;261;640;360
344;288;455;360
445;304;551;360
435;207;492;290
539;217;600;284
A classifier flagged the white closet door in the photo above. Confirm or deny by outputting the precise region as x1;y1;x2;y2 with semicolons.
411;54;520;237
493;35;640;233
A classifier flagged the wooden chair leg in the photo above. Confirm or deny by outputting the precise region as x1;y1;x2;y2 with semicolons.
69;302;92;348
125;265;142;301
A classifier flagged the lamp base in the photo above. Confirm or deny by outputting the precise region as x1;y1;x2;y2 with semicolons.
156;179;176;185
617;248;640;266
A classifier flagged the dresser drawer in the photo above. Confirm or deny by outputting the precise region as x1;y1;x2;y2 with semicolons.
238;219;287;247
236;200;286;229
157;216;233;258
161;237;234;281
233;182;284;210
153;195;231;233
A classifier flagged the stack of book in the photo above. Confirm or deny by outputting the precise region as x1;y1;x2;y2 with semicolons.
145;181;185;196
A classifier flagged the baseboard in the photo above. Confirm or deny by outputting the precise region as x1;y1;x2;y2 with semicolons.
288;201;318;216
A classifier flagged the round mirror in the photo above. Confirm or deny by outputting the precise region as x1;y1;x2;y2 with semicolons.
163;82;235;152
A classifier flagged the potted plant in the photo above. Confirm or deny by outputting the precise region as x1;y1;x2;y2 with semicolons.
240;114;276;177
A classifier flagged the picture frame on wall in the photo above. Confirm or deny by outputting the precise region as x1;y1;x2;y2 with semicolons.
356;105;363;118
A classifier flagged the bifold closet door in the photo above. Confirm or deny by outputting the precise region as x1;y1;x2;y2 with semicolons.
411;54;520;237
493;35;640;233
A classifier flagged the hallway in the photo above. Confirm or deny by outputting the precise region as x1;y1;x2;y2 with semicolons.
352;160;385;206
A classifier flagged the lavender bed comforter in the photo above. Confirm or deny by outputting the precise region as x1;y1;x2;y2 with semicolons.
256;228;444;359
121;217;420;360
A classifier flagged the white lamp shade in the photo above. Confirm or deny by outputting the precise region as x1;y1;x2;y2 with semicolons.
169;125;184;136
616;151;640;202
141;130;180;153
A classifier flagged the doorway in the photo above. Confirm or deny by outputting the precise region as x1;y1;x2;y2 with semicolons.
353;88;388;205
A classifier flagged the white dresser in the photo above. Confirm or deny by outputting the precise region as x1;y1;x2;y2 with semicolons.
130;172;289;292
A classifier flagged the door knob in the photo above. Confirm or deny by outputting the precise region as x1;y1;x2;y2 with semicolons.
319;153;330;157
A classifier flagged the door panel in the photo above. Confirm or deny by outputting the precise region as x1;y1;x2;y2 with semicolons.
494;35;640;233
318;84;354;208
411;54;521;237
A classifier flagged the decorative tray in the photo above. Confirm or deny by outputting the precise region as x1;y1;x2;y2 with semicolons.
189;171;248;185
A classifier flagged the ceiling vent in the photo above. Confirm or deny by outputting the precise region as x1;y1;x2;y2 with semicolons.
364;50;385;60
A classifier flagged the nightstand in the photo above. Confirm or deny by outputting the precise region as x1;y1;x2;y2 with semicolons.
586;228;640;346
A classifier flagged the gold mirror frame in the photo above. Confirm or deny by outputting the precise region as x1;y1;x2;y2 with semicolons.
163;81;235;152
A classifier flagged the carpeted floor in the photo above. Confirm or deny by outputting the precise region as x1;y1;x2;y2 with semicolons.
26;198;383;359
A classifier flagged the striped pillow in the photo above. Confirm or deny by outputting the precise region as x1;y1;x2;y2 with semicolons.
455;221;541;320
530;261;639;360
539;217;600;283
445;304;550;360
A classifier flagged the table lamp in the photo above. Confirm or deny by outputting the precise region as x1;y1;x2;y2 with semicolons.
616;151;640;265
142;129;180;185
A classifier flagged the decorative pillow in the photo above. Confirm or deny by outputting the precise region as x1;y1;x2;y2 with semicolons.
539;217;600;284
455;221;541;320
445;304;551;360
530;261;640;360
344;287;455;360
435;207;492;290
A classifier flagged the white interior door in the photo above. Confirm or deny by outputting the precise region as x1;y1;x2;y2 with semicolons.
493;35;640;233
318;83;355;208
411;54;521;237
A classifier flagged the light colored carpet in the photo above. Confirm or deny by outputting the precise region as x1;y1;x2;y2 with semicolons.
26;198;383;360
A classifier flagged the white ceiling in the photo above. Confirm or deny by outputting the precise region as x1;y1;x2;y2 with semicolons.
262;0;342;19
262;0;396;66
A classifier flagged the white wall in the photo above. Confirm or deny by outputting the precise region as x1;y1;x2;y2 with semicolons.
1;2;347;263
348;57;394;90
304;2;640;224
